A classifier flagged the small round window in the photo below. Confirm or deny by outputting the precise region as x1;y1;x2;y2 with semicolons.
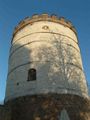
42;25;49;30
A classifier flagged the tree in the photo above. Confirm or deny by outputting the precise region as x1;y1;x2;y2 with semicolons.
33;31;88;96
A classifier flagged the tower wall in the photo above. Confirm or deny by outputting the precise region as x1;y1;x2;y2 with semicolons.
4;14;90;120
5;15;88;101
7;94;90;120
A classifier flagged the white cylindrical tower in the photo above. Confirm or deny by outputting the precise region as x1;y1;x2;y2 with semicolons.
5;14;88;101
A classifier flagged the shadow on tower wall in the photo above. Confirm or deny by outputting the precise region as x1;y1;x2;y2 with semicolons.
0;37;90;120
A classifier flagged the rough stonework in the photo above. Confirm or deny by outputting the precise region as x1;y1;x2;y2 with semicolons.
10;94;90;120
0;103;11;120
0;94;90;120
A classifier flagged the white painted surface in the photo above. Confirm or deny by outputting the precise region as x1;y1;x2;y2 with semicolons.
5;21;88;101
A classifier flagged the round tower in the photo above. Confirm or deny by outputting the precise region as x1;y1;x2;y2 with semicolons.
5;14;90;120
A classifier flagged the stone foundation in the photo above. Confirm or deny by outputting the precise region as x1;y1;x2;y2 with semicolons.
3;94;89;120
0;103;11;120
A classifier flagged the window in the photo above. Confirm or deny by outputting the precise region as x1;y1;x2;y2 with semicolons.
27;68;36;81
42;25;49;30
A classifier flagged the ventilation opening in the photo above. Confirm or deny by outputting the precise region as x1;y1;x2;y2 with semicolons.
27;68;36;81
16;82;19;86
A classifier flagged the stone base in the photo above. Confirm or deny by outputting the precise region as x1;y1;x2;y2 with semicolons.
1;94;90;120
0;103;11;120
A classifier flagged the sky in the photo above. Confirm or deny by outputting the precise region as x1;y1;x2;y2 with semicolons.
0;0;90;103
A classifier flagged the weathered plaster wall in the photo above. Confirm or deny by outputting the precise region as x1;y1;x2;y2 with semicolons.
5;21;88;101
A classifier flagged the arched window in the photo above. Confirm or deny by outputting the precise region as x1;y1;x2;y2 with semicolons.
27;68;36;81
